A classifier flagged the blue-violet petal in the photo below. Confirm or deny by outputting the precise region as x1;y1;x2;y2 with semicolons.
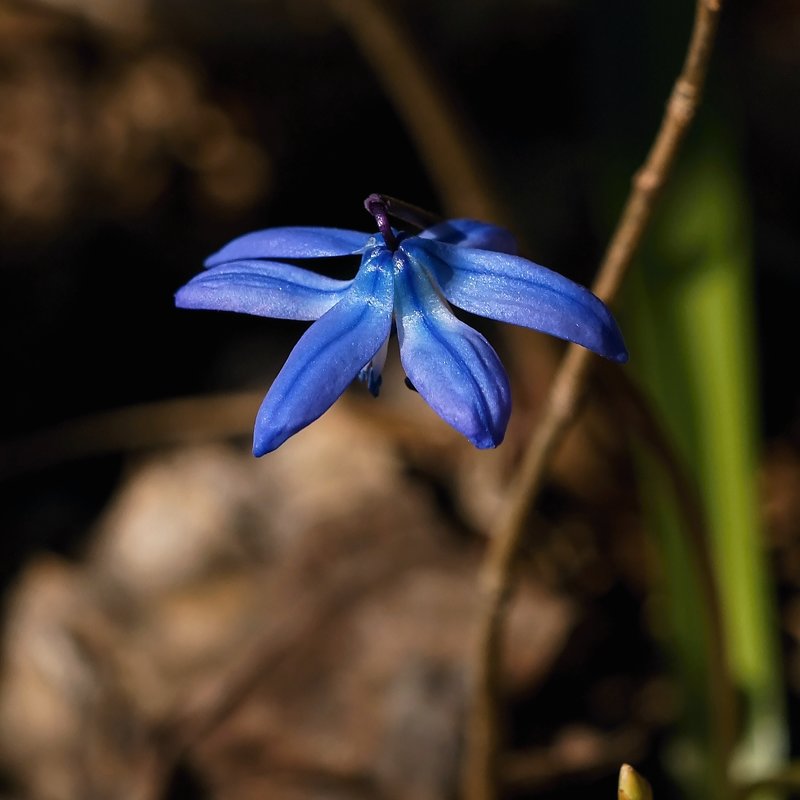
358;334;390;398
393;251;511;449
420;219;517;254
253;250;394;455
205;226;371;267
405;238;628;362
175;260;351;321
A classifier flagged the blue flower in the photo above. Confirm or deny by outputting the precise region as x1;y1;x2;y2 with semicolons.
175;196;627;455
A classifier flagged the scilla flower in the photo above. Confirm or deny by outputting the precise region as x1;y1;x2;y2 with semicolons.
176;194;627;455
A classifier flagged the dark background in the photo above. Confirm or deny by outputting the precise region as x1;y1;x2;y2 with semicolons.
1;0;799;797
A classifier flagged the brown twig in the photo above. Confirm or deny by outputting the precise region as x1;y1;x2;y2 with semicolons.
328;0;506;224
0;392;262;480
463;2;725;798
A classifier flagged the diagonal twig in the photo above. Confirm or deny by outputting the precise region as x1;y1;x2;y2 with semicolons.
328;0;506;224
463;1;725;797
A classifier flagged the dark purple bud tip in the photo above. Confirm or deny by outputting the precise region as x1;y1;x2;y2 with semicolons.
364;193;398;251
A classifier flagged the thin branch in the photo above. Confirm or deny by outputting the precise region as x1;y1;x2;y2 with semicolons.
463;2;725;798
328;0;506;223
0;392;262;479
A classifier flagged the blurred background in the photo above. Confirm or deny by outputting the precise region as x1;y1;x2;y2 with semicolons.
1;0;799;798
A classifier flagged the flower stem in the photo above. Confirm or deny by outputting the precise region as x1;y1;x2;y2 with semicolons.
331;0;506;223
380;194;442;230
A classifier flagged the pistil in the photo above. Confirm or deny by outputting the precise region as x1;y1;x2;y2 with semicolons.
364;193;398;250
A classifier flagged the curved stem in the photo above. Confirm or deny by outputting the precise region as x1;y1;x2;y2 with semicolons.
381;194;443;230
329;0;507;224
463;1;725;798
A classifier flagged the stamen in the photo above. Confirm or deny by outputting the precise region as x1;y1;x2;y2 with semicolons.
381;195;442;230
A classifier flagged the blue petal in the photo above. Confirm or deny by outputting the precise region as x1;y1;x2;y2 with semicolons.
357;334;389;397
404;239;628;362
419;219;517;254
175;260;351;321
393;252;511;449
253;249;394;455
205;227;372;267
